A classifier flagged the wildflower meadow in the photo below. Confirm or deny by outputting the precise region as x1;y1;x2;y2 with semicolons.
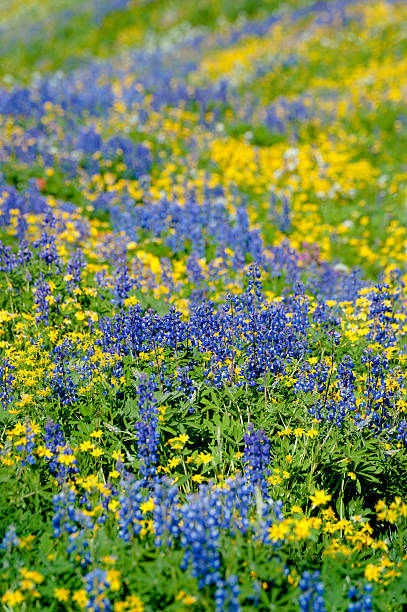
0;0;406;610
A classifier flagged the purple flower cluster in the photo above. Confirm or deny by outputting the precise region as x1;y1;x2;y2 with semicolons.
242;424;271;498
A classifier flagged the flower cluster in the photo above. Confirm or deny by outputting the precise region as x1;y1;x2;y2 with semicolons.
0;0;407;609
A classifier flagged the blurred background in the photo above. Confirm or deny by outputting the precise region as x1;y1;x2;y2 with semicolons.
0;0;406;279
0;0;327;81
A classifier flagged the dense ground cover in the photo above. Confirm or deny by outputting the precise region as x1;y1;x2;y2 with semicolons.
0;0;406;609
